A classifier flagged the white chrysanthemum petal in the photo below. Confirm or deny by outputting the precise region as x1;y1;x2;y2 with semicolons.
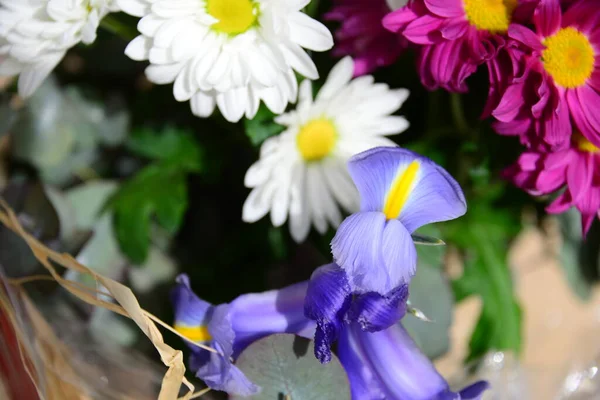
289;165;311;242
190;91;215;117
306;165;329;234
242;57;411;242
120;0;332;121
0;0;115;96
316;56;353;102
125;35;152;60
18;55;60;97
242;182;277;223
322;159;359;213
287;12;333;52
145;63;182;84
116;0;150;17
280;41;318;80
138;14;164;37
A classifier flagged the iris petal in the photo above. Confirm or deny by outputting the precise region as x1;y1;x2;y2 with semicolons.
229;281;314;356
347;147;466;233
337;327;386;400
303;263;352;363
190;347;259;396
348;284;409;332
171;274;213;332
351;324;453;399
331;212;417;293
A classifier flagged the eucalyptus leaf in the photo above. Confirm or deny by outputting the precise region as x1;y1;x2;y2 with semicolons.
233;334;350;400
557;208;595;300
403;243;453;359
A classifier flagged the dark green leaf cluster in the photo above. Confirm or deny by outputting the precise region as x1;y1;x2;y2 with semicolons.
109;127;203;264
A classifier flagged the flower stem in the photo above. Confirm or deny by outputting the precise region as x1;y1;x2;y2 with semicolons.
100;15;138;41
450;93;470;137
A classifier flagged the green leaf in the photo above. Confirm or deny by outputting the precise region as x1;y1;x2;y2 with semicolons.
233;334;351;400
110;165;188;264
244;105;285;147
557;208;594;300
110;127;203;264
403;241;453;359
128;127;202;172
445;204;522;362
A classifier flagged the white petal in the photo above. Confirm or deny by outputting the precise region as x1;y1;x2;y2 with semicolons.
288;165;310;242
117;0;151;17
145;63;183;84
242;181;277;223
18;54;62;97
279;42;318;80
287;12;333;52
316;56;354;102
306;165;328;234
322;159;359;213
190;91;215;117
124;35;151;61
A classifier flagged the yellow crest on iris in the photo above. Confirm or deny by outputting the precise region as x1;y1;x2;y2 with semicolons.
383;161;421;220
174;324;212;342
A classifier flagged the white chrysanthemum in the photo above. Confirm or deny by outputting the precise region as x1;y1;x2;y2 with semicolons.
0;0;118;97
118;0;333;122
242;57;410;242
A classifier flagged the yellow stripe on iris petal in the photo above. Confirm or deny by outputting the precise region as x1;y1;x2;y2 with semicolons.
174;324;212;342
383;161;420;220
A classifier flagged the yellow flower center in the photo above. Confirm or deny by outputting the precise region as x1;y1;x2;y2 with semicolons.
206;0;259;35
573;132;600;153
463;0;517;33
296;118;338;162
383;161;421;220
174;324;212;342
542;27;595;89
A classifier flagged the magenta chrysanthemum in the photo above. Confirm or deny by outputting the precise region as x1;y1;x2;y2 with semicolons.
383;0;526;92
505;132;600;234
491;0;600;150
326;0;409;76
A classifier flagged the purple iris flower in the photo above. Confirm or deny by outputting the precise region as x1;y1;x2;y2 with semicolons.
305;147;466;363
338;322;489;400
171;274;314;396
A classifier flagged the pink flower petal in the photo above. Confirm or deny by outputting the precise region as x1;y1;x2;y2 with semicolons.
566;89;597;147
403;15;444;45
382;7;418;33
439;18;469;40
533;0;561;38
562;0;600;35
547;191;572;214
492;83;526;122
424;0;464;18
577;85;600;134
566;153;594;204
507;24;544;50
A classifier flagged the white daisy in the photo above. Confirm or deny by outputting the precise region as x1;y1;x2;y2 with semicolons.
119;0;333;123
242;56;410;242
0;0;118;97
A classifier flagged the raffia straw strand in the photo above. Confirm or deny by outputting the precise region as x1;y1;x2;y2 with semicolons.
0;198;222;399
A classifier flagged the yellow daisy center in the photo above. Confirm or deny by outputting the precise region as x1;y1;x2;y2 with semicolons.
542;27;595;89
296;118;338;162
174;324;212;342
573;132;600;153
206;0;259;35
463;0;517;33
383;161;421;220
